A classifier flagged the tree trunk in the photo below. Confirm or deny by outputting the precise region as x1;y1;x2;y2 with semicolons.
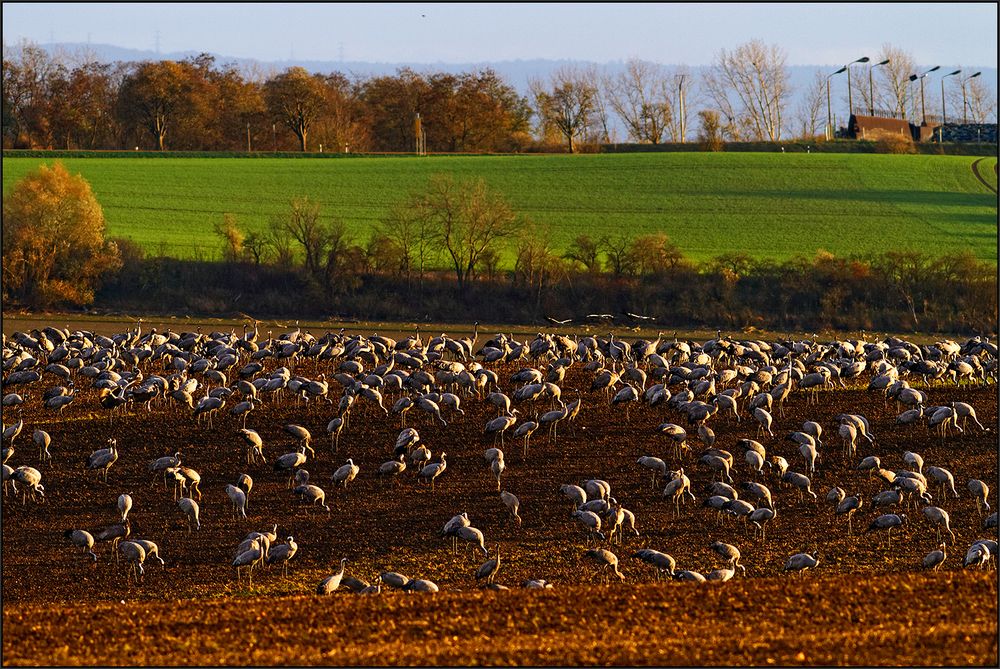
297;122;308;152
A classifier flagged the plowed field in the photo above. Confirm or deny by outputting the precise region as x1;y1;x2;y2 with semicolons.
2;354;997;666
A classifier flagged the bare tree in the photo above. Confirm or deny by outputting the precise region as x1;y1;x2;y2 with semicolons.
795;71;827;139
279;197;329;277
702;40;791;141
868;44;916;119
587;66;614;143
513;219;565;311
564;234;601;273
599;233;636;277
604;58;677;144
411;174;517;292
530;66;598;152
377;200;439;286
963;75;997;124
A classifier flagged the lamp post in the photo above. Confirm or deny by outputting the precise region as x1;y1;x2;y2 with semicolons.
845;56;869;117
826;66;847;140
677;74;687;143
961;71;981;124
908;66;940;124
940;69;961;141
869;58;890;116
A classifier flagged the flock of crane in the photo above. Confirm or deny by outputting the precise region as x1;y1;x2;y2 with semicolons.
1;320;997;595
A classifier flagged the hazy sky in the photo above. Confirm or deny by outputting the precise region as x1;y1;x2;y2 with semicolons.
3;2;997;66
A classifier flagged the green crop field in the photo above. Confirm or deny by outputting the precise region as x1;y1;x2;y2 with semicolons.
2;153;996;265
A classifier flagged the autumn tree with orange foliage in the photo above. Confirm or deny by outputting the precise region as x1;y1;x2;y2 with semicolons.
2;162;122;306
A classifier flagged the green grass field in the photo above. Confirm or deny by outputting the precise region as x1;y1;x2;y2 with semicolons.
2;153;996;265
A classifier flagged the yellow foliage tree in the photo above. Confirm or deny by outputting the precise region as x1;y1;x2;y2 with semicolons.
2;161;122;306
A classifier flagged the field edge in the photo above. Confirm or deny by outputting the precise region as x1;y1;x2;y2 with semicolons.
3;572;996;666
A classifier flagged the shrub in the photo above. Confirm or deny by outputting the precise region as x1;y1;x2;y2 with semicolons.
874;132;917;154
2;161;122;306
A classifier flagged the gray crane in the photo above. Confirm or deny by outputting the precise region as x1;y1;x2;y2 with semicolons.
637;456;667;488
118;541;147;583
485;413;517;446
94;522;130;563
748;506;776;540
147;448;184;490
178;497;200;532
454;525;488;557
11;466;44;504
266;536;298;577
630;549;676;581
922;506;956;544
284;424;315;456
572;509;605;543
131;539;165;569
922;543;947;570
118;493;133;523
378;454;407;485
512;420;539;457
475;544;501;584
584;548;624;583
867;513;907;549
709;541;746;574
403;578;440;593
782;471;817;501
490;453;505;491
656;423;688;459
332;458;360;490
378;571;410;590
500;491;522;527
560;484;587;509
33;429;52;464
418;453;447;490
968;479;990;516
294;483;330;512
64;529;98;562
317;558;349;594
237;429;265;465
233;539;265;586
783;551;819;576
836;495;864;535
925;466;959;499
87;438;119;483
442;512;471;553
273;447;308;487
225;484;248;519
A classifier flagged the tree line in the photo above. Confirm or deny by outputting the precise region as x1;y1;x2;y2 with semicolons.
4;40;996;153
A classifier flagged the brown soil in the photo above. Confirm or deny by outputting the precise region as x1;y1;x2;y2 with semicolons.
2;355;997;665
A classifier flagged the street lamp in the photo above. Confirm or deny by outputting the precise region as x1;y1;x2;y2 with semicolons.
962;71;981;123
845;56;869;117
826;66;847;140
908;66;940;124
940;69;961;127
869;58;890;116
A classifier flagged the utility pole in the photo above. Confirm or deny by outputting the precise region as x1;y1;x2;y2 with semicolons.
414;113;426;155
678;74;687;143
